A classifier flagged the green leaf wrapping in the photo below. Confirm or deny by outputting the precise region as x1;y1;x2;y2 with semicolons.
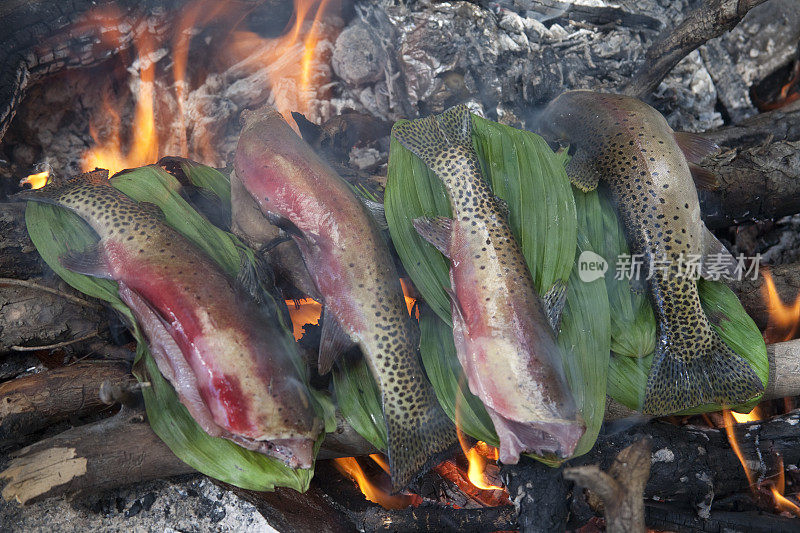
386;114;610;459
24;165;333;492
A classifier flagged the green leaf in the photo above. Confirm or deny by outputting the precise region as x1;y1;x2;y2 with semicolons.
332;358;388;452
575;188;655;358
23;166;331;491
175;159;232;207
386;112;610;460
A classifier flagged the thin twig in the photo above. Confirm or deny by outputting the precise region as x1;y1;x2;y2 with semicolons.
0;277;103;310
11;330;99;352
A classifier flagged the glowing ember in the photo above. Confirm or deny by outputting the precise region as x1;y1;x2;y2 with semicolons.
20;170;50;190
761;270;800;343
285;298;322;340
332;457;420;510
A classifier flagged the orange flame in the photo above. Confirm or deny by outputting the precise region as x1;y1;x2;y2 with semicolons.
80;0;338;173
731;405;762;424
761;271;800;343
332;457;420;510
723;409;800;515
82;29;159;175
20;170;50;190
454;375;504;492
722;409;759;489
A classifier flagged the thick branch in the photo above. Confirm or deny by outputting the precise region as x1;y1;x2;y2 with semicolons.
0;410;194;505
622;0;769;99
0;361;134;446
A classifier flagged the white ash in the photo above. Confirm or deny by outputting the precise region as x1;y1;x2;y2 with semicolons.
0;477;276;533
5;0;798;179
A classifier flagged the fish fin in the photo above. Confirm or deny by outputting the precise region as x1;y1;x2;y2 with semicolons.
318;310;355;375
689;164;719;190
392;105;472;172
641;324;763;415
413;216;453;258
542;280;567;332
138;201;166;220
673;132;719;164
265;212;306;240
59;243;113;279
700;227;738;280
360;197;388;230
565;149;600;192
385;386;458;492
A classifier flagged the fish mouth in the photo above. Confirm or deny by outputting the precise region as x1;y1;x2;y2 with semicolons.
228;435;316;469
485;406;585;464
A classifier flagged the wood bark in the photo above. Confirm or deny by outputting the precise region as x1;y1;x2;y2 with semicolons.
699;103;800;228
0;409;194;505
0;360;134;445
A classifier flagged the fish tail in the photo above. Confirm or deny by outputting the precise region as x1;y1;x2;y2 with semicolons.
384;387;457;493
642;319;763;416
392;104;473;172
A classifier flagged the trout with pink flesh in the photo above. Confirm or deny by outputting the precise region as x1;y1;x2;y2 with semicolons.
20;170;321;468
234;105;456;492
392;105;585;463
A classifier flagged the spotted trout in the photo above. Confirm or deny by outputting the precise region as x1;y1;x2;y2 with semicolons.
20;170;322;467
392;105;585;463
537;90;763;415
234;105;456;491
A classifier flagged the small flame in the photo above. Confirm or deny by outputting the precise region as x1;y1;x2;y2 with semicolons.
724;409;800;515
332;457;420;510
454;375;503;491
731;406;762;424
723;409;759;488
20;170;50;190
761;271;800;343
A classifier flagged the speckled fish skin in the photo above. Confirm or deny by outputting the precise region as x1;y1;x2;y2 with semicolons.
392;105;584;463
537;90;763;415
20;171;321;468
233;105;456;492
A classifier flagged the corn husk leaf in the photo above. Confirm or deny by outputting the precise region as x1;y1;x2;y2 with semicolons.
24;165;333;492
386;113;610;460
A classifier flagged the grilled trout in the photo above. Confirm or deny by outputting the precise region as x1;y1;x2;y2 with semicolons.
234;105;456;491
392;105;584;463
537;90;763;415
20;170;322;467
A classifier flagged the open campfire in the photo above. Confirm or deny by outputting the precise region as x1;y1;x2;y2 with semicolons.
3;0;800;531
